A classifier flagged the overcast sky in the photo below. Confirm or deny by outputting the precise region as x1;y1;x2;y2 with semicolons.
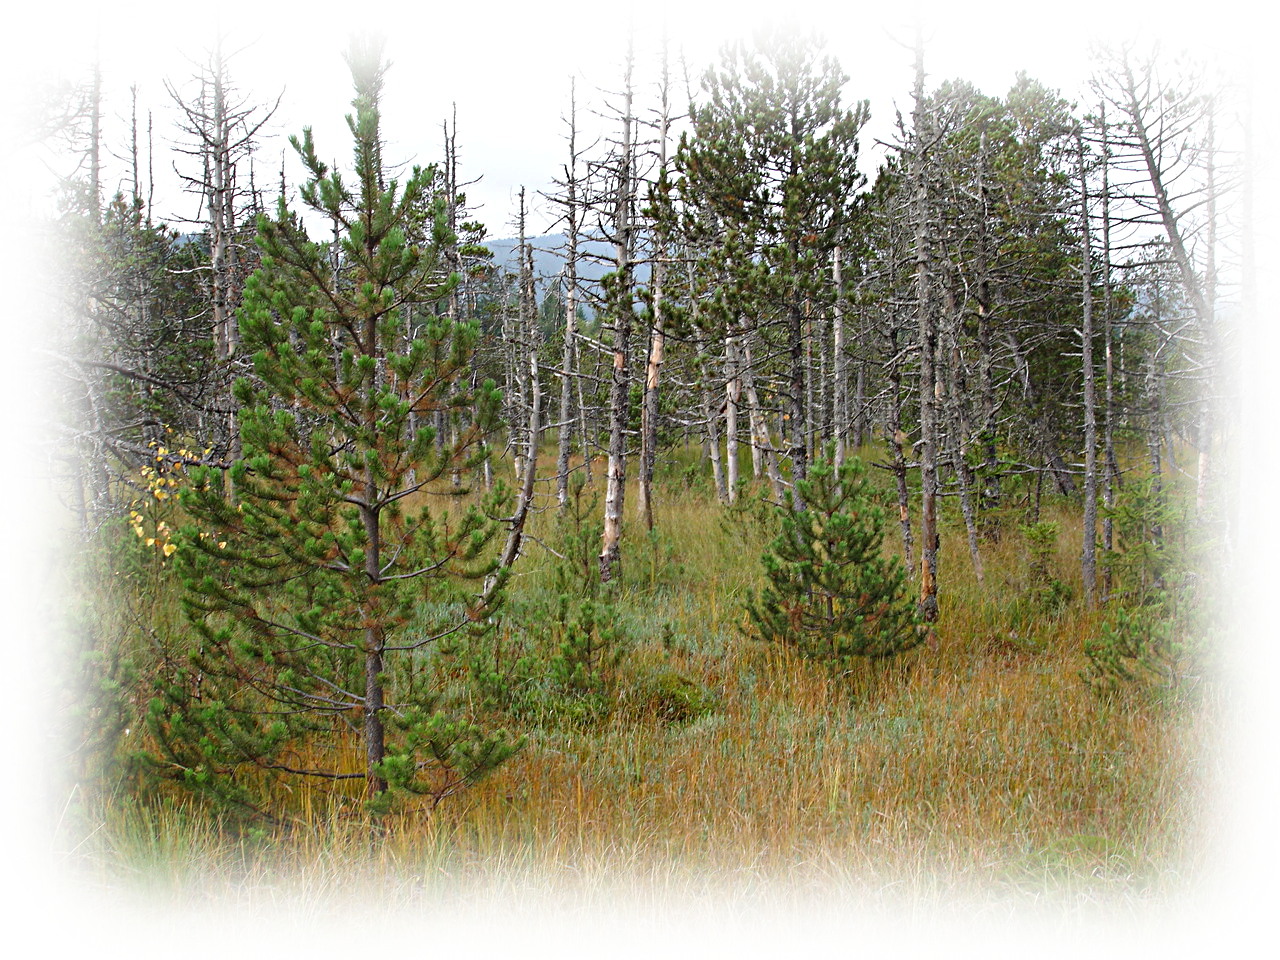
16;0;1251;239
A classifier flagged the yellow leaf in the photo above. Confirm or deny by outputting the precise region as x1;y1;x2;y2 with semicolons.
162;542;177;558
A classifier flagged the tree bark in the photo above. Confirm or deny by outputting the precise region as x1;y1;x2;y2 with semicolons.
1078;131;1099;606
599;51;635;583
638;50;672;532
911;34;940;625
833;247;847;466
556;80;582;511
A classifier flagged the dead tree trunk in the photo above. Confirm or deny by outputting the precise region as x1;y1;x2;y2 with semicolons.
599;50;636;583
724;329;741;500
1100;103;1119;580
832;246;848;466
555;79;584;511
1078;131;1099;605
638;48;673;532
911;34;940;625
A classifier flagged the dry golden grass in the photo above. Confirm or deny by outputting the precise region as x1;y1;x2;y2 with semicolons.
64;443;1218;917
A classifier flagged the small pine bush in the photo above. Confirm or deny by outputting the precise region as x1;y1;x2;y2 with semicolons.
1082;598;1186;697
745;448;925;662
1021;520;1073;612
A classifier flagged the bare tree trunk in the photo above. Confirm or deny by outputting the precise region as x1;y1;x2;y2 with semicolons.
167;43;277;498
1196;100;1217;519
482;351;542;608
912;33;940;625
942;269;983;583
509;191;535;486
974;128;1000;510
1146;280;1167;498
556;80;582;511
724;331;740;500
578;339;593;486
887;327;914;568
1078;131;1098;606
1100;103;1118;579
832;247;847;466
638;49;672;532
638;289;665;530
1117;55;1212;328
600;50;635;583
742;337;785;500
852;358;866;450
787;292;808;500
703;367;728;503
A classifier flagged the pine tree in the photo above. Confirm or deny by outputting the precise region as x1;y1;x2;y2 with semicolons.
746;447;924;662
148;38;518;816
675;30;868;494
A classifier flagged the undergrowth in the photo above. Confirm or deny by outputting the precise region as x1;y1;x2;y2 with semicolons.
56;443;1219;912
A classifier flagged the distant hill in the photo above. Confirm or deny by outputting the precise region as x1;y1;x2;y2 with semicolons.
485;232;652;303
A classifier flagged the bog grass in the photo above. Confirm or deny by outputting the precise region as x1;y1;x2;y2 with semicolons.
58;442;1219;916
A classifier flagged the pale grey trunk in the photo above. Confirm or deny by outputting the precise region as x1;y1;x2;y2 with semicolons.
887;327;914;568
638;53;672;532
912;34;939;624
1196;101;1217;519
1120;57;1212;328
556;81;581;511
975;129;1000;508
742;339;784;500
511;190;535;485
1078;132;1098;605
942;269;983;583
703;373;727;503
787;292;808;500
1100;103;1118;567
482;352;542;607
832;247;847;466
852;360;865;450
599;53;635;583
724;332;740;500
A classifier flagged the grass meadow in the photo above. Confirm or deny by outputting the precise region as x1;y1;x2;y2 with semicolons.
50;440;1225;934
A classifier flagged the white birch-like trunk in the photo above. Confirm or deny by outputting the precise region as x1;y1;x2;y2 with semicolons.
599;50;635;583
1078;132;1098;605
